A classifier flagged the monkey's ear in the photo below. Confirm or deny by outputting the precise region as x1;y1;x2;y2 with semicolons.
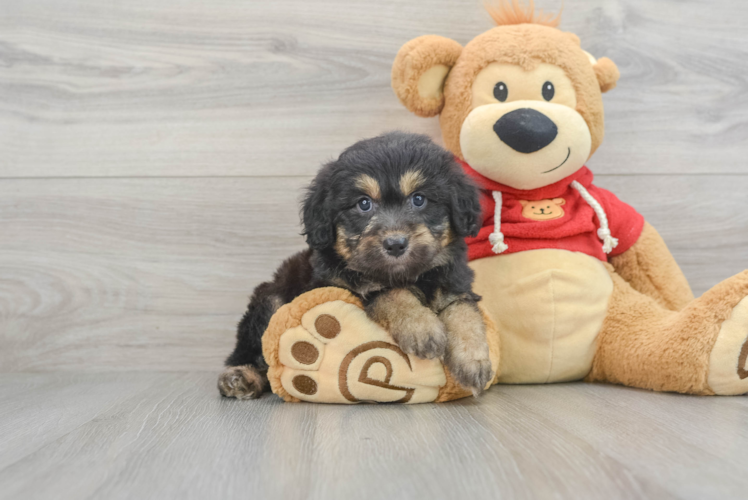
553;198;566;205
392;35;463;117
583;51;620;93
519;200;529;207
590;55;620;93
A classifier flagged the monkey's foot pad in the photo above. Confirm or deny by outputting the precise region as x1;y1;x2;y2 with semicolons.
262;287;477;403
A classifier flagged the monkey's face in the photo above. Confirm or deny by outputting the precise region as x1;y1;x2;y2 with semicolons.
459;62;592;191
391;23;620;186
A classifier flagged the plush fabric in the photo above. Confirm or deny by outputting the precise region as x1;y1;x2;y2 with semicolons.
461;162;645;261
587;269;748;395
391;35;463;118
264;287;501;403
708;296;748;395
609;222;694;311
438;24;610;160
469;249;613;384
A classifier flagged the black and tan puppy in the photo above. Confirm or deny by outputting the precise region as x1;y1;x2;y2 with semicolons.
219;132;492;399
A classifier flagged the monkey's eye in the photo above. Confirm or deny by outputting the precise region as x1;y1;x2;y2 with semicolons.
542;81;555;101
494;82;508;102
411;193;427;208
357;197;373;213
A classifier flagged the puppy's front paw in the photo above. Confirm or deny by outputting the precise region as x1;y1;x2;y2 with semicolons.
390;309;447;360
446;348;492;396
218;365;267;400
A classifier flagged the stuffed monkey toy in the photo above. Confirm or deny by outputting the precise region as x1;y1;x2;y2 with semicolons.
262;0;748;403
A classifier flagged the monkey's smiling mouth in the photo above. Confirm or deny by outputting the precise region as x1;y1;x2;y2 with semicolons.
541;147;571;174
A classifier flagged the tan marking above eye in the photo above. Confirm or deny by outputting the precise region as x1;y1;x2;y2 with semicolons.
355;174;381;200
399;170;425;196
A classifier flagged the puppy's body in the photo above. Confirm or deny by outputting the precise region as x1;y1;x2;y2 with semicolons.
218;132;491;400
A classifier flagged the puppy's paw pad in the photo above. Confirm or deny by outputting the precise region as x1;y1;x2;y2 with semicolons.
276;300;446;404
447;355;493;394
218;366;265;400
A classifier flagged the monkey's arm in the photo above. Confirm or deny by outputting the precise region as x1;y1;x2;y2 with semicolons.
609;221;694;311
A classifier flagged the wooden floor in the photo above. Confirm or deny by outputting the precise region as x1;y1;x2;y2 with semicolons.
0;373;746;500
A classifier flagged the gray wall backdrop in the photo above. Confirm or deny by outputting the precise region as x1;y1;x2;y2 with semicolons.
1;0;747;372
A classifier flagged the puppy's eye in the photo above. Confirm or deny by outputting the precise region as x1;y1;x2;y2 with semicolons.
357;197;373;213
494;82;508;102
411;193;427;208
542;81;555;101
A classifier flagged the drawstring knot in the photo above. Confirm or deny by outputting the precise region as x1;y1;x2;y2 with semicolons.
489;231;508;254
572;180;618;254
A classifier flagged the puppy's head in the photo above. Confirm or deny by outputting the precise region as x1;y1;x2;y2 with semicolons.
303;132;481;282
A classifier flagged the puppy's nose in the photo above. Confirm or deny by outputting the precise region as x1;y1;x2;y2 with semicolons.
383;236;409;257
493;108;558;153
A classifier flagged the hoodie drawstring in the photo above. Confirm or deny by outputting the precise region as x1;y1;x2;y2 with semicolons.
488;191;509;254
570;181;618;254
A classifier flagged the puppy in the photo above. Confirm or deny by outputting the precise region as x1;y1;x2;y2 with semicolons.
218;132;492;399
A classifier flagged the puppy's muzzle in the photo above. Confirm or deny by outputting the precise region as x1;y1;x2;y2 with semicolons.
383;235;409;257
493;108;558;154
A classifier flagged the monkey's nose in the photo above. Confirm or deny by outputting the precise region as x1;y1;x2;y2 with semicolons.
493;108;558;153
383;236;409;257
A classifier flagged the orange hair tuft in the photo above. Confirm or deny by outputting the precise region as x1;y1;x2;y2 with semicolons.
484;0;562;27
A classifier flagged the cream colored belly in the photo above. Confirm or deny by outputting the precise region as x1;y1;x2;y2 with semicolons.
470;249;613;384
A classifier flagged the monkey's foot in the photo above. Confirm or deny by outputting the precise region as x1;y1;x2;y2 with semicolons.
262;287;495;403
708;295;748;395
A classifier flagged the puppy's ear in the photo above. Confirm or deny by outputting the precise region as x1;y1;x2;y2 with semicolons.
302;167;335;250
448;167;482;238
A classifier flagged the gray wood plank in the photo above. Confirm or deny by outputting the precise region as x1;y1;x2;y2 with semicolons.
1;175;747;372
1;0;747;178
503;384;748;500
0;372;162;470
2;372;746;500
0;177;308;372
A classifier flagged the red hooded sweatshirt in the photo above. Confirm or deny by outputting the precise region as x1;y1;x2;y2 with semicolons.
459;159;644;262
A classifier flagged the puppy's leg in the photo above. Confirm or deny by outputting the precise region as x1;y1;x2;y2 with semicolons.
366;289;447;359
219;283;279;399
219;250;313;400
441;300;492;395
